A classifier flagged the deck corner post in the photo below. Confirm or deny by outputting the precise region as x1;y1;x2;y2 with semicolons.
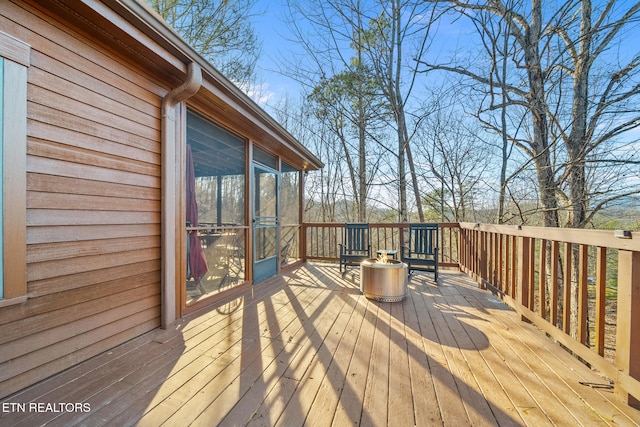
301;223;307;262
615;249;640;407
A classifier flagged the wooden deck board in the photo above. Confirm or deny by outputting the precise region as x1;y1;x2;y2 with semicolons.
2;264;640;426
454;290;603;426
332;293;377;426
404;296;442;426
361;300;390;427
410;282;471;426
457;282;640;426
271;290;353;426
387;298;414;427
304;292;364;427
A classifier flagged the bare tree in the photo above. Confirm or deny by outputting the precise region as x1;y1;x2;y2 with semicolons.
357;1;442;222
548;0;640;228
271;95;342;222
308;66;388;221
417;102;494;222
422;1;640;228
146;0;262;89
421;0;561;227
422;0;640;339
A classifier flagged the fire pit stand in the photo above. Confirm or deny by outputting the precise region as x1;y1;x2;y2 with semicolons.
360;259;408;302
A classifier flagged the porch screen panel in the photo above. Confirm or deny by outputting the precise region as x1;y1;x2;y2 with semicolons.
281;163;300;264
254;168;277;262
186;109;246;304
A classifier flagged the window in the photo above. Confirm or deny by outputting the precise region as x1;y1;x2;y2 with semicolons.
0;31;29;306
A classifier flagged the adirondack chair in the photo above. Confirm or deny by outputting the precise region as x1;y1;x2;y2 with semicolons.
339;223;371;273
401;223;439;282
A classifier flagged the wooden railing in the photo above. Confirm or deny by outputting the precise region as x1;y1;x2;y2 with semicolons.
300;221;640;406
302;222;459;268
458;222;640;407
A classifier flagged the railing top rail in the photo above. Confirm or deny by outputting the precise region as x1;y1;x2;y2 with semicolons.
459;222;640;251
303;222;461;228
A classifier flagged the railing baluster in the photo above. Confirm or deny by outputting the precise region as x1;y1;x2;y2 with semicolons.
578;244;589;345
563;242;572;335
504;235;510;296
539;239;547;319
496;232;500;290
510;235;517;298
528;238;535;311
595;246;607;356
550;240;559;328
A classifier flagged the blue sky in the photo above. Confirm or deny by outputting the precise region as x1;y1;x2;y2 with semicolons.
248;0;640;147
248;0;473;111
249;0;302;109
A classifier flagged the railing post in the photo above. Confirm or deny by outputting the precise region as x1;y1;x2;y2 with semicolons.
301;223;307;261
480;231;487;288
615;250;640;407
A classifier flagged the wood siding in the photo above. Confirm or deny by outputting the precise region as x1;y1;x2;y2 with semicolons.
0;1;164;398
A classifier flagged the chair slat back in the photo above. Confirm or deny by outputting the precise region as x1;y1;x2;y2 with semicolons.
410;223;438;255
344;223;370;252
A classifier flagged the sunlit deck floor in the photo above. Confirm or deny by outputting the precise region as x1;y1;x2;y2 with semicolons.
3;263;640;426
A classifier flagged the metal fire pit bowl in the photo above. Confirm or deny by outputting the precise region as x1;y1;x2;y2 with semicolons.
360;259;408;302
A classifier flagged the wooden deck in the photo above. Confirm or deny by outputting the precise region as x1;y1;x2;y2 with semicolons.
2;263;640;426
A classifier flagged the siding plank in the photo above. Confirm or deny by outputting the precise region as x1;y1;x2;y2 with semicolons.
29;66;158;127
30;103;160;155
0;295;160;373
29;85;158;140
28;210;159;227
27;247;159;281
28;139;159;177
0;269;159;326
28;259;160;297
27;156;159;188
1;277;159;346
27;224;158;245
28;173;159;200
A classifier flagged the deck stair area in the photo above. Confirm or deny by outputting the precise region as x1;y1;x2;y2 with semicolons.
2;264;639;426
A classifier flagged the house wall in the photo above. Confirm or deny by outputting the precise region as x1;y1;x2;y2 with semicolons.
0;1;164;397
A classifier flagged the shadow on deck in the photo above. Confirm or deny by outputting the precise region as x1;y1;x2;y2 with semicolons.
2;263;639;426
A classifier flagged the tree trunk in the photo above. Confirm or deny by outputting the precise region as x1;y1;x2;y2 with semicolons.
526;0;559;228
566;0;592;337
358;119;367;222
401;106;424;222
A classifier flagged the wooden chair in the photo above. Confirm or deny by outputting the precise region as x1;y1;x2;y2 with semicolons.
401;223;438;282
339;223;371;273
